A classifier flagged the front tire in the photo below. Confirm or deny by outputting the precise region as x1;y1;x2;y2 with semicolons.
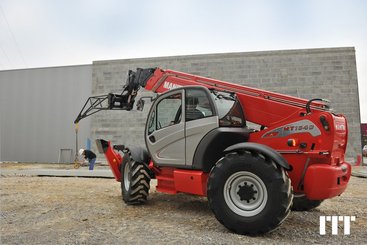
120;153;151;205
207;152;293;235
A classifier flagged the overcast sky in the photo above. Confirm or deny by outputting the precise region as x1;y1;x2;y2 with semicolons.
0;0;366;121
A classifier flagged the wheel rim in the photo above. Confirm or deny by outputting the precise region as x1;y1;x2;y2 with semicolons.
223;171;268;217
123;161;131;191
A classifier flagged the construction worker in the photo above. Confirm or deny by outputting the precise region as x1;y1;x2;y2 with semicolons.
79;149;97;170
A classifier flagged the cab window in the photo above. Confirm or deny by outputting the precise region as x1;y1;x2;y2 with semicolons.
156;93;182;130
185;89;214;121
211;91;245;127
147;109;156;135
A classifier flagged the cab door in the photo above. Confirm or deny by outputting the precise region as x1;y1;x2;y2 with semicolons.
145;89;186;166
184;87;219;166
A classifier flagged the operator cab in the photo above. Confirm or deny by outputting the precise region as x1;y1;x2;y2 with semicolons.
210;89;246;128
145;86;248;168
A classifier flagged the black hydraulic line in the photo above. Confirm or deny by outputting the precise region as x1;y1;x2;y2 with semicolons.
297;157;311;190
306;98;330;114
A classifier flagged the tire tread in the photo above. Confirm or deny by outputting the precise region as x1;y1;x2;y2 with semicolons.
121;154;151;205
207;152;293;235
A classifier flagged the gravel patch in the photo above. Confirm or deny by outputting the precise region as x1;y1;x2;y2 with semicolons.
0;164;366;244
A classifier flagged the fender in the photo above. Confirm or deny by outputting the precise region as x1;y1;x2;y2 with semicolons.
128;146;150;164
192;127;251;172
224;142;291;170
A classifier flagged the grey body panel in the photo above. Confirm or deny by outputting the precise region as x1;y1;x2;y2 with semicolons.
185;116;219;166
261;119;321;138
145;86;219;167
148;122;185;166
145;89;186;166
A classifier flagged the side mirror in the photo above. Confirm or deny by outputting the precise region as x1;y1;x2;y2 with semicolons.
136;95;156;111
136;98;145;111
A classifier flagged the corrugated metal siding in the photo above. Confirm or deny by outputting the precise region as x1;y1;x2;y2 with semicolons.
0;65;92;162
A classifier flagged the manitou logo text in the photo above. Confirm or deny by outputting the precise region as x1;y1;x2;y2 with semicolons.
319;216;356;235
163;82;182;90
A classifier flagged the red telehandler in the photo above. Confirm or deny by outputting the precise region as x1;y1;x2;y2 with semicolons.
74;67;351;235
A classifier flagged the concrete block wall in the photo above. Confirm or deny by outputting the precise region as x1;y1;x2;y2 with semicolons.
91;47;360;159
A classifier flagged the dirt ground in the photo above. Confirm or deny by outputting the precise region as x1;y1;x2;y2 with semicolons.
0;163;366;244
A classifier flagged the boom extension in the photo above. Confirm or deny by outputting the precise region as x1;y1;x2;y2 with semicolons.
75;67;330;126
141;68;331;126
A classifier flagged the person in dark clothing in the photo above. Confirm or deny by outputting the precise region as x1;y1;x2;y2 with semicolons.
79;149;97;170
186;97;204;121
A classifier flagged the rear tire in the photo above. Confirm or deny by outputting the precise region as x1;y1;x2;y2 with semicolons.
207;152;293;235
120;153;151;205
291;194;323;211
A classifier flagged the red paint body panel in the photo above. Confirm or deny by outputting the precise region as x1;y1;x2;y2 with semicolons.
303;163;351;200
174;170;208;196
155;167;177;194
249;111;350;198
151;167;208;196
144;69;327;127
103;141;123;182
